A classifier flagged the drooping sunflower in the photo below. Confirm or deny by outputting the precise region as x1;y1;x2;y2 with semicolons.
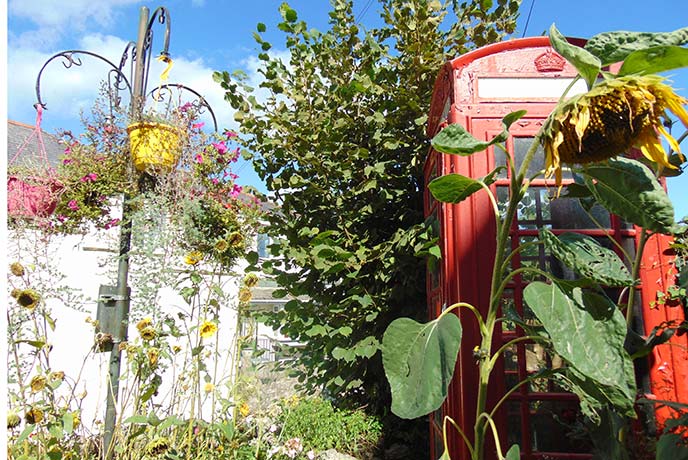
136;317;152;332
542;75;688;185
30;375;47;393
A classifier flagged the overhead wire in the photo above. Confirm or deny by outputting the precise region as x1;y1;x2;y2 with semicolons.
521;0;536;38
356;0;375;24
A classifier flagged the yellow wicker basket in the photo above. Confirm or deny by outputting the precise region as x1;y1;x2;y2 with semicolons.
127;122;182;172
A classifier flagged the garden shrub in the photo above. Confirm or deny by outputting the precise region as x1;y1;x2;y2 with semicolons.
278;397;383;459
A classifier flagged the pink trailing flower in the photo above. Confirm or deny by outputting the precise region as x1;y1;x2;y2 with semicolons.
194;154;204;164
104;218;120;230
62;158;72;165
230;184;243;199
180;102;193;112
231;147;240;162
212;141;228;155
224;129;238;139
56;214;68;222
211;178;219;185
192;122;205;130
68;200;79;211
80;173;98;182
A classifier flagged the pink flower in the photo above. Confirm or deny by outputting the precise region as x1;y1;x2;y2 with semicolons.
192;122;205;130
224;130;238;139
68;200;79;211
212;141;228;155
80;173;98;182
231;147;240;162
104;218;120;230
180;102;193;112
56;214;67;222
194;154;204;164
64;146;71;154
230;184;243;199
62;158;72;165
211;178;219;185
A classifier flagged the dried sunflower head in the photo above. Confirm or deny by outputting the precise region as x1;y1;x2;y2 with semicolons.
10;262;25;277
16;289;41;310
30;375;47;393
542;75;688;185
145;437;170;456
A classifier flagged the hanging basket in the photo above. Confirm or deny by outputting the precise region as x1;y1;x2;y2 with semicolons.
7;175;64;219
127;122;182;172
8;104;64;220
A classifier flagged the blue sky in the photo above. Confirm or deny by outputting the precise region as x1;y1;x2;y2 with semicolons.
6;0;688;218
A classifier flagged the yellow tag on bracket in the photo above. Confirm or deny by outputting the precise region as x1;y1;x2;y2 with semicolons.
156;54;173;81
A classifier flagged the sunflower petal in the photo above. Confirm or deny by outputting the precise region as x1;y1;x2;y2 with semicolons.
637;133;674;169
657;124;682;157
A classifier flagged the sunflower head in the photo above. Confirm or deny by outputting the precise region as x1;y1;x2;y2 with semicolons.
136;317;152;332
543;75;688;184
25;406;44;424
139;326;157;341
10;262;25;277
147;348;160;366
7;411;21;429
145;437;170;456
30;375;47;393
16;289;41;310
199;320;218;339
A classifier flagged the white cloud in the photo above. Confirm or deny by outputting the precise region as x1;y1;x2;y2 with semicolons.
8;0;143;47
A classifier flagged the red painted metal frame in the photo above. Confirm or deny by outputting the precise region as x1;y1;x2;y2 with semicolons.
424;36;687;460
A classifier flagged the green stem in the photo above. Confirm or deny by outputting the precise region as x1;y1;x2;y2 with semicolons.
444;415;475;459
626;228;649;326
499;240;544;275
474;133;544;460
440;301;487;336
488;335;546;370
475;413;504;460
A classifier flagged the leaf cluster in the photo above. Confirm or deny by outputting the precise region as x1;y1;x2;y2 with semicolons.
215;0;519;411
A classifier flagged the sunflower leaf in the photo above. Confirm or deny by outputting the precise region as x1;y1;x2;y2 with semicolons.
431;110;526;155
585;27;688;66
428;167;504;204
549;24;601;89
382;314;461;419
619;46;688;76
540;229;634;287
581;158;676;234
523;281;636;415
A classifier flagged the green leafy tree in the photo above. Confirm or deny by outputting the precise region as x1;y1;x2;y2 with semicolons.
215;0;519;412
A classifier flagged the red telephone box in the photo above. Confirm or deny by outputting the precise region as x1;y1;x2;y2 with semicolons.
424;37;688;459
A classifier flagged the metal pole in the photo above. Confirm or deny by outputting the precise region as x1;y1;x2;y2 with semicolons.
102;7;149;460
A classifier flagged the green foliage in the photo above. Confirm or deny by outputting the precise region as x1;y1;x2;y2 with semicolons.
382;313;462;419
430;110;526;155
277;396;383;458
540;229;633;286
549;24;601;89
582;158;677;234
215;0;519;411
584;26;688;66
522;282;636;417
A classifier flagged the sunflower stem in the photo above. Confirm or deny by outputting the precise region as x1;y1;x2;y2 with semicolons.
626;228;649;326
